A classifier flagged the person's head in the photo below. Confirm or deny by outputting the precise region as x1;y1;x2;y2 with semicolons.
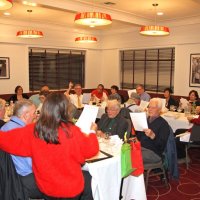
40;85;49;92
0;98;6;119
15;85;23;95
74;84;82;96
107;99;121;118
110;85;119;95
13;99;36;124
148;98;162;118
39;90;50;103
189;90;199;101
136;84;145;95
35;93;72;144
164;88;173;99
97;84;104;94
130;92;140;105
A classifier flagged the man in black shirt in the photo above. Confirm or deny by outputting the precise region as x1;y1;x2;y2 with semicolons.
136;98;170;164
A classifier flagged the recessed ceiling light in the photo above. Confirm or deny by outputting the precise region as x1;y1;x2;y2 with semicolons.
22;1;37;7
157;12;163;16
4;12;11;16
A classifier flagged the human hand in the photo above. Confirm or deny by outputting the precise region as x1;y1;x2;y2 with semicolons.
96;130;106;138
195;106;200;115
187;116;194;122
143;128;155;139
90;122;97;132
69;81;73;89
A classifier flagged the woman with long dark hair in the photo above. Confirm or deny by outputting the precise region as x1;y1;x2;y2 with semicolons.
0;92;99;200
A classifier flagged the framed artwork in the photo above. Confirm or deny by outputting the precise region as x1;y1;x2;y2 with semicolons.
0;57;10;79
190;54;200;87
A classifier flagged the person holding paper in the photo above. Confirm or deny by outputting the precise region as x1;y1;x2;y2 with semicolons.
163;88;178;110
0;93;99;200
136;98;170;164
136;84;151;102
97;99;130;140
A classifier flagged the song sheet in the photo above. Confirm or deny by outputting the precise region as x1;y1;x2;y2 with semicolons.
130;112;148;131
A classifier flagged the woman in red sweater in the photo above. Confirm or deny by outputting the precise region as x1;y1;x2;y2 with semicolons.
0;93;99;200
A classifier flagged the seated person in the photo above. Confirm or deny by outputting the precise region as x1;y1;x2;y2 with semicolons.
29;85;49;107
109;85;122;103
125;92;142;112
1;99;42;199
163;88;178;110
136;98;170;164
175;106;200;159
0;98;6;128
188;90;200;107
97;99;130;140
65;82;84;109
136;84;151;102
36;90;50;114
9;85;29;103
91;84;108;103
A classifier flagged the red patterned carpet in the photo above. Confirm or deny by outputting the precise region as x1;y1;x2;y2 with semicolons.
146;148;200;200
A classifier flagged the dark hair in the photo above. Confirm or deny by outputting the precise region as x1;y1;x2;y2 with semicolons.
98;84;104;89
111;85;119;92
164;88;173;94
189;90;199;100
34;92;72;144
15;85;23;93
39;90;50;98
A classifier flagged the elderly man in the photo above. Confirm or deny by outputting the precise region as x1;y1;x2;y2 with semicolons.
0;98;6;128
97;99;130;140
136;84;151;102
29;85;49;107
136;98;170;164
65;82;84;109
1;99;42;199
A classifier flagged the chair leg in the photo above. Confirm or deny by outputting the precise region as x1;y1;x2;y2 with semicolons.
145;169;151;190
185;145;189;169
161;167;168;188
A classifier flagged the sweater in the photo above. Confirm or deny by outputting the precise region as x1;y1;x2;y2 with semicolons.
0;123;99;198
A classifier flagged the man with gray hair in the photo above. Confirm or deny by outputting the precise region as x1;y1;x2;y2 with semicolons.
136;98;170;164
0;98;6;128
136;84;151;102
1;99;42;198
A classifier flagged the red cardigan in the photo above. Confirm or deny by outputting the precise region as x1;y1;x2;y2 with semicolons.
0;123;99;198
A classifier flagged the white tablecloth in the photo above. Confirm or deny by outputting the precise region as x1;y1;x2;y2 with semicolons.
162;111;193;132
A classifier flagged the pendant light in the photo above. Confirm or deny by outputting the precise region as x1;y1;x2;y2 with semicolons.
0;0;13;10
75;36;97;43
140;3;170;36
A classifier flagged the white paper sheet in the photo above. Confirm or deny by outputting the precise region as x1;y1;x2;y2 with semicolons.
76;105;99;134
179;132;191;142
130;112;148;131
180;98;189;109
139;100;149;110
82;93;91;104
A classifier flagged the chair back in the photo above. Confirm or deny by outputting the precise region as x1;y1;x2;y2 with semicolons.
190;124;200;142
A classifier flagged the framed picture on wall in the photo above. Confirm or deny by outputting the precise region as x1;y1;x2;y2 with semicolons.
190;54;200;87
0;57;10;79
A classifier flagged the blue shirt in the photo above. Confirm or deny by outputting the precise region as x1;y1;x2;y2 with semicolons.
140;92;151;102
29;94;41;107
1;116;32;176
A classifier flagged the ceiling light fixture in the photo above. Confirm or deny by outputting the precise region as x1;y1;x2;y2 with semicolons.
74;12;112;27
16;10;44;38
75;36;97;43
0;0;13;10
140;3;169;36
22;1;37;7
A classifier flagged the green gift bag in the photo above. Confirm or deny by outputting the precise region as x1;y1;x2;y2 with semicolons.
121;143;134;178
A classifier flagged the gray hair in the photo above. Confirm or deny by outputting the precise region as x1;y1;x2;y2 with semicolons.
13;99;34;117
0;98;6;110
107;99;121;110
149;98;162;110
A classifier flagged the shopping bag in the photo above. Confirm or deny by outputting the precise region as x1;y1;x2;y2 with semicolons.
130;140;144;176
121;143;135;178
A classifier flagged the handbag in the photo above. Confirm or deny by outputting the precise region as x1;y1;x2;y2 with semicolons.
121;142;135;178
130;138;144;176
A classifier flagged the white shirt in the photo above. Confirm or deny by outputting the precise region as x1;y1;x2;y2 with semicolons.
70;94;84;108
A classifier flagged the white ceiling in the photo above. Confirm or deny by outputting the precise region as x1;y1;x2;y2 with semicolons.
0;0;200;32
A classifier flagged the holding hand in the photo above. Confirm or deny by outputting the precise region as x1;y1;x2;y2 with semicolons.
143;128;155;140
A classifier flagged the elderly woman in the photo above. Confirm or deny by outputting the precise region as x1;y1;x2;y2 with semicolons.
188;90;200;106
136;98;170;164
125;92;142;112
97;99;130;140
